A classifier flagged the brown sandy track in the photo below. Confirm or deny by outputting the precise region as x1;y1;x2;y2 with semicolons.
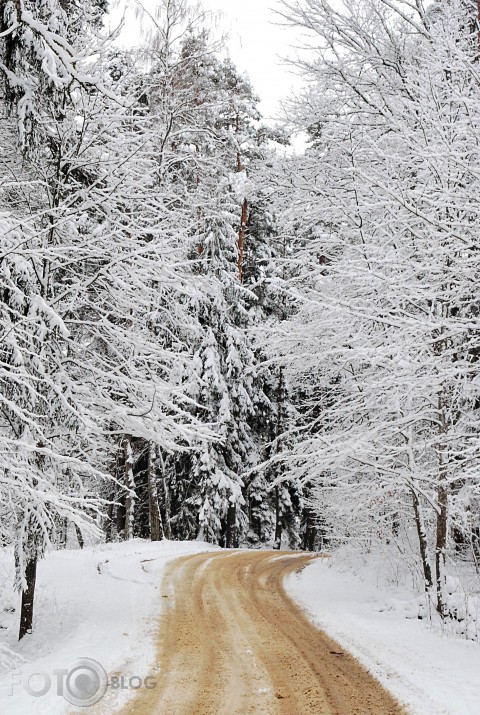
114;550;407;715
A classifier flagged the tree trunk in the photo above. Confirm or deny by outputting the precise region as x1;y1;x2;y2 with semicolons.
238;198;248;283
148;442;164;541
435;389;449;617
107;441;123;542
236;141;248;284
158;451;172;540
274;486;282;550
18;556;37;640
411;487;433;592
57;517;68;549
75;524;85;549
435;484;448;616
124;435;135;540
226;504;238;548
273;367;285;550
162;476;173;540
471;521;480;573
116;492;126;538
303;507;317;552
105;490;115;543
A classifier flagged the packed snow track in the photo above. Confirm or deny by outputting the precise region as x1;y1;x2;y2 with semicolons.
112;550;406;715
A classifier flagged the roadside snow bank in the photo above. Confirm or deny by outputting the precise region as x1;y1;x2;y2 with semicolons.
0;539;218;714
286;555;480;715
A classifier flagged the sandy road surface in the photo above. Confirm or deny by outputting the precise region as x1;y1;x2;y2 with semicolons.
116;550;407;715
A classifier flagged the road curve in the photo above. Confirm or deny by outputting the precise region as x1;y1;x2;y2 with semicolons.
116;550;406;715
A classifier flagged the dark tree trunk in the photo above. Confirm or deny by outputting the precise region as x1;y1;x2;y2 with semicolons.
238;198;248;283
116;494;126;538
274;486;282;550
162;475;173;540
436;484;448;616
226;504;238;548
148;442;164;541
108;439;124;542
105;490;115;543
124;435;135;540
158;451;172;540
236;132;249;285
19;556;37;640
75;524;85;549
303;506;317;552
273;367;285;550
435;387;449;617
57;517;68;549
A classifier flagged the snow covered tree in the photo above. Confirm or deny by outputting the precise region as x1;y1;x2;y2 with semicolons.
0;0;209;636
0;211;106;638
130;1;299;547
0;0;115;640
268;0;480;612
0;0;110;151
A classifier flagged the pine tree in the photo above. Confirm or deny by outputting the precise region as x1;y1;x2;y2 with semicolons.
135;6;292;546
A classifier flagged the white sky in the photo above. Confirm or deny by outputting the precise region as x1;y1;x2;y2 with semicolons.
109;0;305;121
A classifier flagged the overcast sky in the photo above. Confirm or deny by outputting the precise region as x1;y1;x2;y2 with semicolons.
109;0;304;121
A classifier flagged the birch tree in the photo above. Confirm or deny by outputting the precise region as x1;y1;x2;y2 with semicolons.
270;0;480;614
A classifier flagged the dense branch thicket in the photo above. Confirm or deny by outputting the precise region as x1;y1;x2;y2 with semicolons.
0;0;303;637
265;0;480;630
1;0;480;640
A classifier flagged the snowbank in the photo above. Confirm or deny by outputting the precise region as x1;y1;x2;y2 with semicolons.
286;555;480;715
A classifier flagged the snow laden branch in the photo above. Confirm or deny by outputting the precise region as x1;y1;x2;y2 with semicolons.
265;0;480;623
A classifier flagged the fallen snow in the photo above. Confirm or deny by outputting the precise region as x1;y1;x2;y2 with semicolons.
3;542;480;714
0;539;218;714
285;555;480;715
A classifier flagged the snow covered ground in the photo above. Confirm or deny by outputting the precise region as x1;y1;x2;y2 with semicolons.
0;540;218;714
2;541;480;714
286;554;480;715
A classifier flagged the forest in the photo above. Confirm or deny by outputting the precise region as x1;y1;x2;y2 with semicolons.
1;0;480;647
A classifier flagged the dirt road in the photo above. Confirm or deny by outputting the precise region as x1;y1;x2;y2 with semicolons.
117;550;406;715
